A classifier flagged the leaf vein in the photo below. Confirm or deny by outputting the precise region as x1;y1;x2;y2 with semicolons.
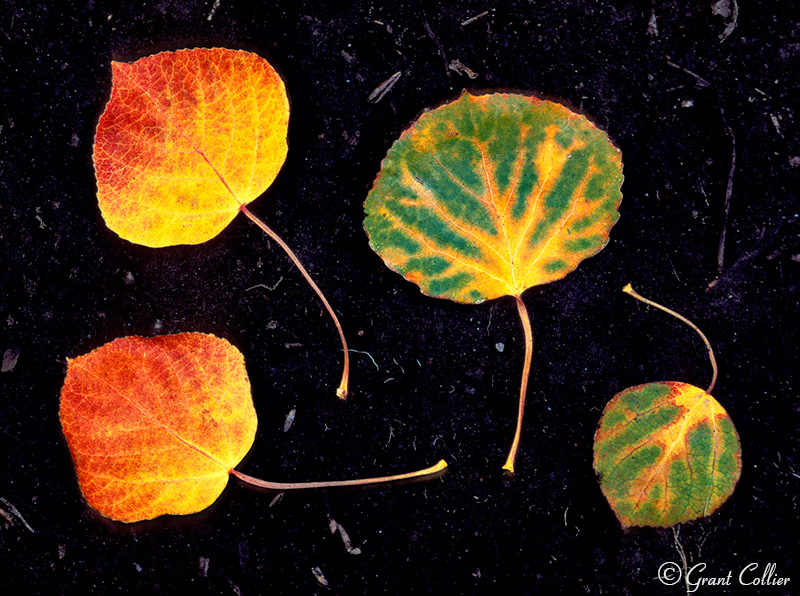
379;209;511;291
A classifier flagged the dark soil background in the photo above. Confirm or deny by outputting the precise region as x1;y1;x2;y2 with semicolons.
1;1;798;594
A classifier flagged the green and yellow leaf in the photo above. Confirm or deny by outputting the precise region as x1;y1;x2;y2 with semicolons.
364;91;623;303
593;381;742;528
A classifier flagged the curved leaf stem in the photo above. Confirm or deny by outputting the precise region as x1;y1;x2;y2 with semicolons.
230;459;447;491
240;204;350;399
623;284;718;394
503;295;534;475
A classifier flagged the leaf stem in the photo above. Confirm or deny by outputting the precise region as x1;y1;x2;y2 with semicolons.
623;284;718;394
230;459;447;491
240;204;350;399
503;295;534;475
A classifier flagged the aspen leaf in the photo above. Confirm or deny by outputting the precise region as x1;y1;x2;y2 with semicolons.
60;333;447;523
93;47;289;247
593;381;742;528
92;47;350;399
593;286;742;528
364;91;623;472
364;91;623;304
59;333;257;523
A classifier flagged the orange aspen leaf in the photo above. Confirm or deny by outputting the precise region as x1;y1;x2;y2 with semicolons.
59;333;446;523
593;286;742;528
94;48;288;247
364;91;623;472
93;48;349;398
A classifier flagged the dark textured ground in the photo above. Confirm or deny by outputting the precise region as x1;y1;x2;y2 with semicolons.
1;1;798;594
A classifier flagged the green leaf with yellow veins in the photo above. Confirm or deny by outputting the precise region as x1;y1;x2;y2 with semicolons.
594;381;742;528
364;91;623;303
364;91;624;473
593;286;742;528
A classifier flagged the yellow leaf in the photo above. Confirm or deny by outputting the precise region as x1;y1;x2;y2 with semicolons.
93;48;289;247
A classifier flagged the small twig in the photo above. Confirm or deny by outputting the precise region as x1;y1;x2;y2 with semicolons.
717;125;737;272
368;71;402;104
206;0;221;21
461;11;489;26
0;497;34;532
769;114;783;137
448;59;478;79
422;19;450;76
647;7;658;36
199;556;210;577
666;60;711;88
328;516;362;555
666;254;681;282
228;579;243;596
311;567;329;587
385;425;395;448
282;408;296;433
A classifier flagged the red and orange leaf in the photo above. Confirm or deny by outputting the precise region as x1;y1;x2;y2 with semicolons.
59;333;257;523
593;381;742;528
94;47;289;247
364;91;623;303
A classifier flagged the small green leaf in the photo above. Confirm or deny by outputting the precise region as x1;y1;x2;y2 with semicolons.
593;381;742;528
